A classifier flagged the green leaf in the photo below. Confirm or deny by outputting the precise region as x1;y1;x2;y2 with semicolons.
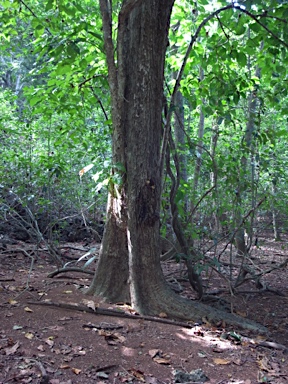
234;24;246;36
249;22;261;33
87;30;103;40
45;0;54;11
29;95;41;106
66;42;80;58
236;51;247;67
55;64;71;75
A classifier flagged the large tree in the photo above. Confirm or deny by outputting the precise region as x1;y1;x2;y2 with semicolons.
86;0;271;332
1;0;286;331
87;0;175;310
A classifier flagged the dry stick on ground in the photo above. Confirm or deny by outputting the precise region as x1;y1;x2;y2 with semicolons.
47;267;95;278
27;301;287;352
58;245;93;251
27;300;198;329
234;257;288;290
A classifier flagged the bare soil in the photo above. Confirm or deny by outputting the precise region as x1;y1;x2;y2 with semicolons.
0;237;287;384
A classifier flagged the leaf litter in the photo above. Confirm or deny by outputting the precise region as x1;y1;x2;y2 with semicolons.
0;240;287;383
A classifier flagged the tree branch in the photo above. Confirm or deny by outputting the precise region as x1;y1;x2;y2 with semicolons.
19;0;52;36
236;6;288;48
160;4;233;174
90;86;109;121
216;14;230;41
160;3;287;173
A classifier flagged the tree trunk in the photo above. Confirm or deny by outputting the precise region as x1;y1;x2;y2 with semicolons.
234;55;261;258
86;193;130;302
121;0;174;313
271;181;281;241
87;0;267;332
192;67;205;197
86;0;131;302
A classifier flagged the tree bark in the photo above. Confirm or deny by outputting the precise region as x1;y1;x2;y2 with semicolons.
86;0;131;302
120;0;174;313
87;0;268;332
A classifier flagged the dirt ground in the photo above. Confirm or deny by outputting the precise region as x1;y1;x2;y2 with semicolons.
0;236;287;384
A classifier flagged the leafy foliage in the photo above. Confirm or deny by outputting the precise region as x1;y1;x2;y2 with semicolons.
0;0;287;282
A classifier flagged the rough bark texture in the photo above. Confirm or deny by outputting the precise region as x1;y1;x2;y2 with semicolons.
88;0;267;332
120;0;174;313
86;0;130;302
86;194;130;302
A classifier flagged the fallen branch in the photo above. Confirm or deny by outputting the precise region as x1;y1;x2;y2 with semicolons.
27;300;197;329
47;267;94;278
244;338;288;353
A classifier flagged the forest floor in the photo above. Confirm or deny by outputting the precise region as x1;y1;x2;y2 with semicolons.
0;234;287;384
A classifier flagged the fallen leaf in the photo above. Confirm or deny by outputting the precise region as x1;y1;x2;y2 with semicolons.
25;332;34;340
4;341;20;355
129;368;145;381
255;335;266;341
153;356;171;365
71;367;81;374
63;290;73;294
158;312;167;318
38;292;47;297
8;286;17;292
113;332;126;343
213;358;231;365
148;349;171;364
37;345;45;351
72;346;86;356
149;349;160;358
229;331;242;343
98;329;111;337
13;325;23;330
236;310;247;317
257;355;272;372
60;364;70;369
233;358;243;366
96;371;109;379
82;299;97;311
8;299;18;305
198;351;207;358
24;306;33;313
44;338;54;347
